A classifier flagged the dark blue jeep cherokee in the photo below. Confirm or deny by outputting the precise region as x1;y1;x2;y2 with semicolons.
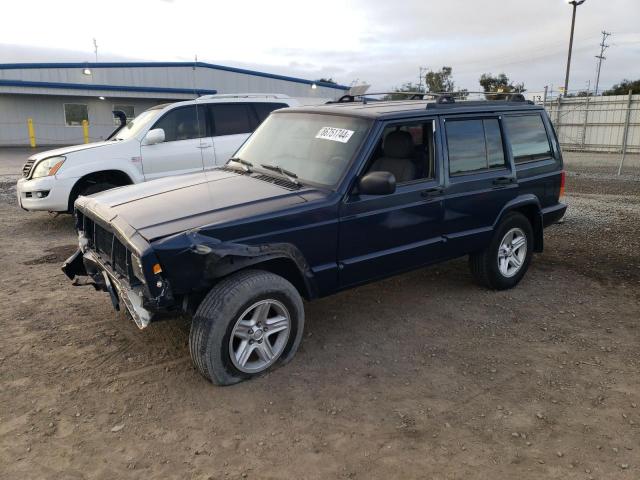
63;95;567;385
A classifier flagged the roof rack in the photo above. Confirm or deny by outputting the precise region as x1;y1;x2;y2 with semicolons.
326;91;530;106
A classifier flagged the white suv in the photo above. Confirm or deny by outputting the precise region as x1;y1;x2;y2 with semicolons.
16;94;299;212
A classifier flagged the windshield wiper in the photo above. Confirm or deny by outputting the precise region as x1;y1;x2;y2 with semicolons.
260;163;300;185
228;157;253;172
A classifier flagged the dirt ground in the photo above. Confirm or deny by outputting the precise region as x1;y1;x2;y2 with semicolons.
1;150;639;479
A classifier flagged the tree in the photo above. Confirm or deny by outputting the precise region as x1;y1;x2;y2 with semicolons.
425;66;455;93
384;82;422;100
479;73;525;99
603;79;640;96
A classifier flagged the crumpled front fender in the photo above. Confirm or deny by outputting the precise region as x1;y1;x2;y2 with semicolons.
151;230;317;298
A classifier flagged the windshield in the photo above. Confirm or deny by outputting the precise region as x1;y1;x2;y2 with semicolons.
233;112;371;187
112;108;162;141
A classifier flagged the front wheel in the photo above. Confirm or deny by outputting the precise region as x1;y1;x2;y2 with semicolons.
469;212;534;290
189;270;305;386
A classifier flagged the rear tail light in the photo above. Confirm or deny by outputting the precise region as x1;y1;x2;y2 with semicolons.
559;170;566;199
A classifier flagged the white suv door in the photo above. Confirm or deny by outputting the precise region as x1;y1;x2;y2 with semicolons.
141;105;213;180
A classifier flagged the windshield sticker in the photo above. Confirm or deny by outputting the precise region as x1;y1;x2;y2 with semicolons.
315;127;355;143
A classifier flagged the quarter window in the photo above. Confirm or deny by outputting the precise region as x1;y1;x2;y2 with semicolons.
210;104;253;136
253;103;288;123
152;106;206;142
64;103;89;126
446;119;506;175
503;115;552;163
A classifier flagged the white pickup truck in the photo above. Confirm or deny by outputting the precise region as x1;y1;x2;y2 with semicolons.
16;94;299;212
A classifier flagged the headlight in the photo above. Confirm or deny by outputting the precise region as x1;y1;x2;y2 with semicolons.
31;156;65;178
131;253;146;284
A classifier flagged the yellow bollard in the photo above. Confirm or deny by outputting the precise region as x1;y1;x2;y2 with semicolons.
82;119;89;144
27;118;36;148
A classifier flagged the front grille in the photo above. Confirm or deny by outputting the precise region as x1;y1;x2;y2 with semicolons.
252;174;300;191
22;158;36;178
80;213;137;285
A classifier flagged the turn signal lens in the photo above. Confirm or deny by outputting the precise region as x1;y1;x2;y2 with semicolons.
48;160;65;176
559;170;566;199
152;263;162;275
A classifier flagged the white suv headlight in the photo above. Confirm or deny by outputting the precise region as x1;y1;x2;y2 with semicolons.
31;156;65;178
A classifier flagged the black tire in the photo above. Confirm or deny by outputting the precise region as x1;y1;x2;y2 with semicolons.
68;182;117;212
469;212;534;290
189;269;305;386
81;182;117;196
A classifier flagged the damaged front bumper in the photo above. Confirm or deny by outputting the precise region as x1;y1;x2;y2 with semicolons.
62;248;157;329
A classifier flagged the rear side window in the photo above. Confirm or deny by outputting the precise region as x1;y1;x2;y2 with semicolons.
153;105;206;142
253;103;288;123
210;104;253;136
446;119;506;175
503;114;552;163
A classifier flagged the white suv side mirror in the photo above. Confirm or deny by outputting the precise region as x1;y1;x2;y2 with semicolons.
143;128;165;145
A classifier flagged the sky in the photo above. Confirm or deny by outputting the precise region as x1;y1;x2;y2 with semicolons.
1;0;639;95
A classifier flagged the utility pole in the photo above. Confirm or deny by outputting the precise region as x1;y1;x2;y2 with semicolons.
594;30;611;95
418;66;428;93
564;0;586;96
93;38;98;63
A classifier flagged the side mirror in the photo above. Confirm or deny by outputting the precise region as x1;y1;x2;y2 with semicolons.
358;171;396;195
143;128;165;145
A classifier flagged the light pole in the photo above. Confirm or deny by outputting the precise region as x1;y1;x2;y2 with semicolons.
563;0;586;96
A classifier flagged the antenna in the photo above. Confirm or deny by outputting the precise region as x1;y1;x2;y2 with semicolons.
93;38;98;63
594;30;611;95
192;54;206;171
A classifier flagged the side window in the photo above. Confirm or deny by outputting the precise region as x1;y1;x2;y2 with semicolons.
152;106;205;142
503;114;552;163
253;103;288;123
363;120;436;184
446;119;506;175
210;104;253;136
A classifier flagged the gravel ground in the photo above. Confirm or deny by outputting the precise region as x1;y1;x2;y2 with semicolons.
0;150;639;479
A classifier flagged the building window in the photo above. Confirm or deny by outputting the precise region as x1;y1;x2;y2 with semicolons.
64;104;89;126
113;105;135;124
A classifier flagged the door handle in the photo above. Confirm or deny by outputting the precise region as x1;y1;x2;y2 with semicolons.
197;144;212;149
492;176;515;186
420;187;443;198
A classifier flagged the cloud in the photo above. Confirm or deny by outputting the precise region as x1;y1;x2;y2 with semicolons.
0;0;639;93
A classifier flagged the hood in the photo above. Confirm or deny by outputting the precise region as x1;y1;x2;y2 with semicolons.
77;169;309;241
29;140;125;161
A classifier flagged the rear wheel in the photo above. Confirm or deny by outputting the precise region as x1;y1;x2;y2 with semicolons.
189;270;305;386
469;212;533;290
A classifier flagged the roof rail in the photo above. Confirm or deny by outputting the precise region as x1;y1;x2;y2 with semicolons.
326;90;529;105
197;93;292;100
326;91;440;104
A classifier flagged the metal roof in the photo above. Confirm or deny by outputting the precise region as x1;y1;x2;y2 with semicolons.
0;79;217;96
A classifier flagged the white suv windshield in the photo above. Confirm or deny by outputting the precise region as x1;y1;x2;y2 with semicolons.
112;108;162;141
233;112;371;187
